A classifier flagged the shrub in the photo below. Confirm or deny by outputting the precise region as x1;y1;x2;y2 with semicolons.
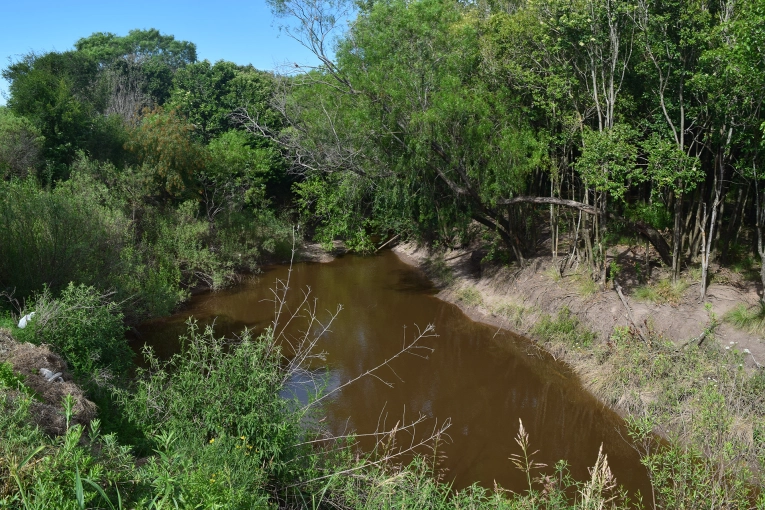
0;176;128;301
27;284;131;379
117;321;305;497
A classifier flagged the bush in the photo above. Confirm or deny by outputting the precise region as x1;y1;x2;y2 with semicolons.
0;176;128;301
115;321;304;506
26;284;131;379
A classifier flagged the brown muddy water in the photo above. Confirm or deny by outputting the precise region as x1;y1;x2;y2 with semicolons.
132;250;651;500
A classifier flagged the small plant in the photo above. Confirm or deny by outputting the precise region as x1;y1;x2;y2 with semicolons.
509;418;547;493
0;362;37;399
608;260;621;289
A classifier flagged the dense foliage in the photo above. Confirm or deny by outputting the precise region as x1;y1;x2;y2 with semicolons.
3;4;765;506
261;0;765;299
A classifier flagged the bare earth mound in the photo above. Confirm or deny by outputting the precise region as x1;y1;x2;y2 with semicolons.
0;328;95;435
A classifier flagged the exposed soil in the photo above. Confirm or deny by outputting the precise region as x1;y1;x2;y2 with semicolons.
0;328;95;436
392;242;765;369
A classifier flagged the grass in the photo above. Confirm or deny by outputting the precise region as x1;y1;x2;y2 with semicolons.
492;302;532;329
725;302;765;335
543;264;563;282
533;312;765;508
455;286;483;307
531;307;596;347
572;273;599;297
633;278;690;305
423;255;455;286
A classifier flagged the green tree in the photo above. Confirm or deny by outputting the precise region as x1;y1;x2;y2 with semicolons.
125;107;208;200
76;28;197;105
0;107;45;180
2;51;100;180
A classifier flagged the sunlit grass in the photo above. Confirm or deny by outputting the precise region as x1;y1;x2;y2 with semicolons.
726;302;765;335
633;278;689;305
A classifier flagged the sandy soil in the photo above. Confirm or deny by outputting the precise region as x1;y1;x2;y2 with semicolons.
392;242;765;369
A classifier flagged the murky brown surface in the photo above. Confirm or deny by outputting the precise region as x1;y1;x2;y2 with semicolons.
133;251;651;499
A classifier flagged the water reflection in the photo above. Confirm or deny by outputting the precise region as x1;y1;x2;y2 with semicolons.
134;251;650;499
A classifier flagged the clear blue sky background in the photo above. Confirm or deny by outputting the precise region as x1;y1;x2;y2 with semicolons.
0;0;323;105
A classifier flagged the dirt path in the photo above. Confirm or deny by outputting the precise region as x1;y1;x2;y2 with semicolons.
392;242;765;369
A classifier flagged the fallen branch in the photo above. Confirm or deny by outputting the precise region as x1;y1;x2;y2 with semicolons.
677;319;719;350
375;234;401;253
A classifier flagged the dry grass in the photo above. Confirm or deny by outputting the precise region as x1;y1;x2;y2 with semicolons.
2;341;95;435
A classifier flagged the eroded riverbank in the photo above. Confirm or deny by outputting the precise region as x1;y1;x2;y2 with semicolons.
391;242;765;506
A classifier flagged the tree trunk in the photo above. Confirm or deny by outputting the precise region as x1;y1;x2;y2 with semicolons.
497;195;673;266
672;188;683;283
700;157;723;301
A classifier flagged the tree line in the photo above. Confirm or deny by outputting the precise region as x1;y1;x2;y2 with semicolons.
0;29;292;319
258;0;765;300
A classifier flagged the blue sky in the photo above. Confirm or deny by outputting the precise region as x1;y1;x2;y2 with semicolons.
0;0;324;105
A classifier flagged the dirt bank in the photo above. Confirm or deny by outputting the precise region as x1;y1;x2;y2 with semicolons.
392;242;765;368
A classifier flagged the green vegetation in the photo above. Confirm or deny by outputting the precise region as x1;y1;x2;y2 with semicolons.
726;303;765;336
4;0;765;504
633;279;691;306
0;304;642;509
263;0;765;303
528;314;765;508
456;286;483;307
532;308;597;348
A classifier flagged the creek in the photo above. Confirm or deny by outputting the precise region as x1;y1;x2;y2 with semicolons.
133;250;651;499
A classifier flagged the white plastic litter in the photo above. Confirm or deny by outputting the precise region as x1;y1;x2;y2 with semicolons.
18;312;36;329
39;368;63;383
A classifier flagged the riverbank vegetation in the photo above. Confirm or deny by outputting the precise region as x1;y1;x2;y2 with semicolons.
260;0;765;304
3;0;765;506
